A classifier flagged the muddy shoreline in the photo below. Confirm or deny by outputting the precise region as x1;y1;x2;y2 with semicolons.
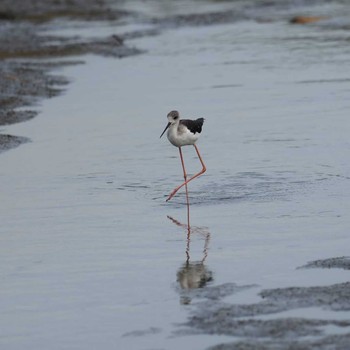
177;257;350;349
0;0;142;152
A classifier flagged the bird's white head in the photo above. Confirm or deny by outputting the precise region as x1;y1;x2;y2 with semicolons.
167;110;180;124
160;110;180;138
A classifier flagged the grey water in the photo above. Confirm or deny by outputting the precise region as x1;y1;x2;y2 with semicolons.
1;0;350;349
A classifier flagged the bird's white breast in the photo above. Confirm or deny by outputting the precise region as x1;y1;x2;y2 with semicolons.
167;123;199;147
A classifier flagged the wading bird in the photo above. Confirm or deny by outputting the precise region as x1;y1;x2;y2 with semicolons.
160;110;206;202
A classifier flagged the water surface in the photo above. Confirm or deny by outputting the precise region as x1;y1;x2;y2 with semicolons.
1;1;350;349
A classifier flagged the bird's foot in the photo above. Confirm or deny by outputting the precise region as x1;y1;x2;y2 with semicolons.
166;189;177;202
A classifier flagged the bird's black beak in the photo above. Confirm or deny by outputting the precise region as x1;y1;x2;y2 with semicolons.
160;122;170;138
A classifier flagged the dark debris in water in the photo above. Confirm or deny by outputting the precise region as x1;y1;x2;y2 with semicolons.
190;317;350;339
0;60;69;125
208;332;350;350
260;282;350;312
0;134;30;153
0;59;71;152
0;0;130;23
149;0;339;29
177;281;256;306
152;9;244;28
176;256;350;349
0;25;142;60
299;256;350;271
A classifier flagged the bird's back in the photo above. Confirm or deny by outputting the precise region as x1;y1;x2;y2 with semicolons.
180;118;204;135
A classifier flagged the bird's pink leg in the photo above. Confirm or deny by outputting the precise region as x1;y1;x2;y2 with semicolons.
178;148;191;226
178;147;187;182
166;144;206;202
178;147;190;207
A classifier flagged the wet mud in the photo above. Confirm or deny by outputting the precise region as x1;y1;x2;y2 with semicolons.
0;60;70;125
0;134;30;152
0;0;141;152
300;257;350;271
178;257;350;349
209;333;350;350
152;9;244;28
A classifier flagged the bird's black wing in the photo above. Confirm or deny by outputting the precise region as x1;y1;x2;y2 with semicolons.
180;118;204;134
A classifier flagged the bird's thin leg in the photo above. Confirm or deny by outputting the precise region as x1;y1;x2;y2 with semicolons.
179;147;187;182
193;144;206;175
166;144;206;202
178;147;190;209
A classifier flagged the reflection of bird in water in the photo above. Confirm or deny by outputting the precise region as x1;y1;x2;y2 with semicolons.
177;261;213;290
160;110;206;202
168;215;213;305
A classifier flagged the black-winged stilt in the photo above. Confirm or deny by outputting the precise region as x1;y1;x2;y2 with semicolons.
160;110;206;202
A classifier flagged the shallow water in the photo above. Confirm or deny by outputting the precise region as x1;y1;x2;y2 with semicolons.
1;0;350;349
